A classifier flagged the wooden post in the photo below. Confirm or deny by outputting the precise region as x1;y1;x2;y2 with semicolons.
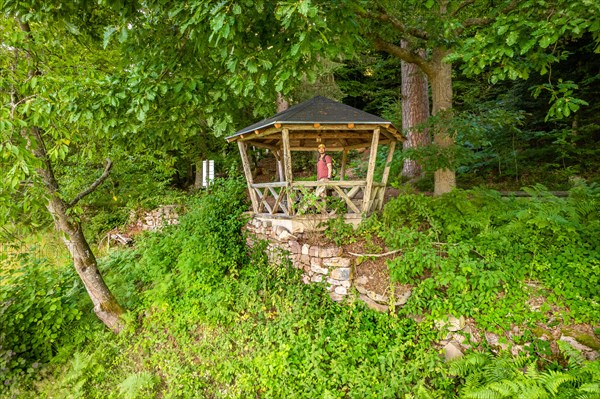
274;150;284;182
281;128;294;215
362;128;380;214
238;141;259;213
381;140;396;185
340;149;348;181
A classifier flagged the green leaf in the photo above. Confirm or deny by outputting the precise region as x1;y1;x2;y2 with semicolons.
539;35;554;48
119;26;129;43
103;25;117;48
506;31;519;46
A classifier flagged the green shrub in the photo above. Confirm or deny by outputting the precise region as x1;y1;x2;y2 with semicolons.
132;177;250;302
0;248;82;383
381;183;600;327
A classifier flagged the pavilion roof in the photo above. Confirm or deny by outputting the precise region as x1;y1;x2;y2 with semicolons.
225;96;403;151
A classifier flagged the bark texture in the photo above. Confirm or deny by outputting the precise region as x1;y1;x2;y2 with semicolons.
48;195;125;333
401;42;431;179
429;48;456;196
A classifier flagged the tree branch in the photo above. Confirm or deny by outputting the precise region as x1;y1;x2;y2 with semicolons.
68;159;113;208
451;0;475;17
358;9;429;40
348;249;402;258
455;0;519;34
372;36;435;77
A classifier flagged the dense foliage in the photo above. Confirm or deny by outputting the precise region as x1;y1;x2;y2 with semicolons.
380;183;600;328
0;248;81;383
1;0;599;396
2;180;599;398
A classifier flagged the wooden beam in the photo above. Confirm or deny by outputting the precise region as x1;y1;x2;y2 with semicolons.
381;140;396;185
238;141;258;212
332;185;361;214
228;125;281;142
383;125;405;141
292;180;366;187
269;186;288;215
251;182;287;188
290;146;349;152
287;132;374;140
259;187;273;214
362;127;380;214
245;140;279;151
284;124;381;131
281;128;294;215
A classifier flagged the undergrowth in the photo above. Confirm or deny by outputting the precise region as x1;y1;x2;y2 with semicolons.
2;178;599;398
378;182;600;330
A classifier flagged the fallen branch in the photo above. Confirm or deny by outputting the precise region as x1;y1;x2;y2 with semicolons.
348;249;402;258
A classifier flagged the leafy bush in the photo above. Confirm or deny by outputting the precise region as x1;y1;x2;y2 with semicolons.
0;248;82;383
132;177;250;302
381;183;600;327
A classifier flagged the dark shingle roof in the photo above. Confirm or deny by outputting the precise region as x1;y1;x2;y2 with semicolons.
226;96;391;140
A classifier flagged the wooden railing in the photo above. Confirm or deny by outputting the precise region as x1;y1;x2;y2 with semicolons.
250;180;386;216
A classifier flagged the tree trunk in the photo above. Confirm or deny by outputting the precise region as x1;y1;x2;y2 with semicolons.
194;158;203;189
276;92;289;112
31;128;124;333
429;48;456;196
401;42;431;179
48;196;125;333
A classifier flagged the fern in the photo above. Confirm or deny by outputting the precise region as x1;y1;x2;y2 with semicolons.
540;370;577;394
557;340;586;367
576;383;600;399
118;371;158;399
450;352;493;377
463;386;504;399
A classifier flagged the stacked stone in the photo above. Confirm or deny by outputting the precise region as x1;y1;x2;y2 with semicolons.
136;205;180;231
244;219;353;301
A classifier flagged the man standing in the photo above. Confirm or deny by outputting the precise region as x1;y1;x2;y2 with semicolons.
317;143;332;180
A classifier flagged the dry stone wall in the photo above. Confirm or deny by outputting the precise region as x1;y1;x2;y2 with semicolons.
130;205;180;231
245;219;402;308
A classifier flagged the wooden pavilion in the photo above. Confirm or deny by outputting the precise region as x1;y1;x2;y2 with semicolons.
226;96;404;232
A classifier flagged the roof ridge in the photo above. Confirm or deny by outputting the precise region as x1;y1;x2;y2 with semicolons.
274;96;325;122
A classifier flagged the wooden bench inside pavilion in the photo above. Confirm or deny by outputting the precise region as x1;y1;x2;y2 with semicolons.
226;96;404;232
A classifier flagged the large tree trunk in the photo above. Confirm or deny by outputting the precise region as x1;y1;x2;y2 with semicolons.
401;43;431;179
429;48;456;196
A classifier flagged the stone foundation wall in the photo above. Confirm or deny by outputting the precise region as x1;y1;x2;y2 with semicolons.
246;219;354;302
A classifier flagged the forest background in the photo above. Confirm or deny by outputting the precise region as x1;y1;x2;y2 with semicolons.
1;0;599;398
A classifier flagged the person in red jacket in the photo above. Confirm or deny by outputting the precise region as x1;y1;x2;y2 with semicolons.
316;143;332;181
